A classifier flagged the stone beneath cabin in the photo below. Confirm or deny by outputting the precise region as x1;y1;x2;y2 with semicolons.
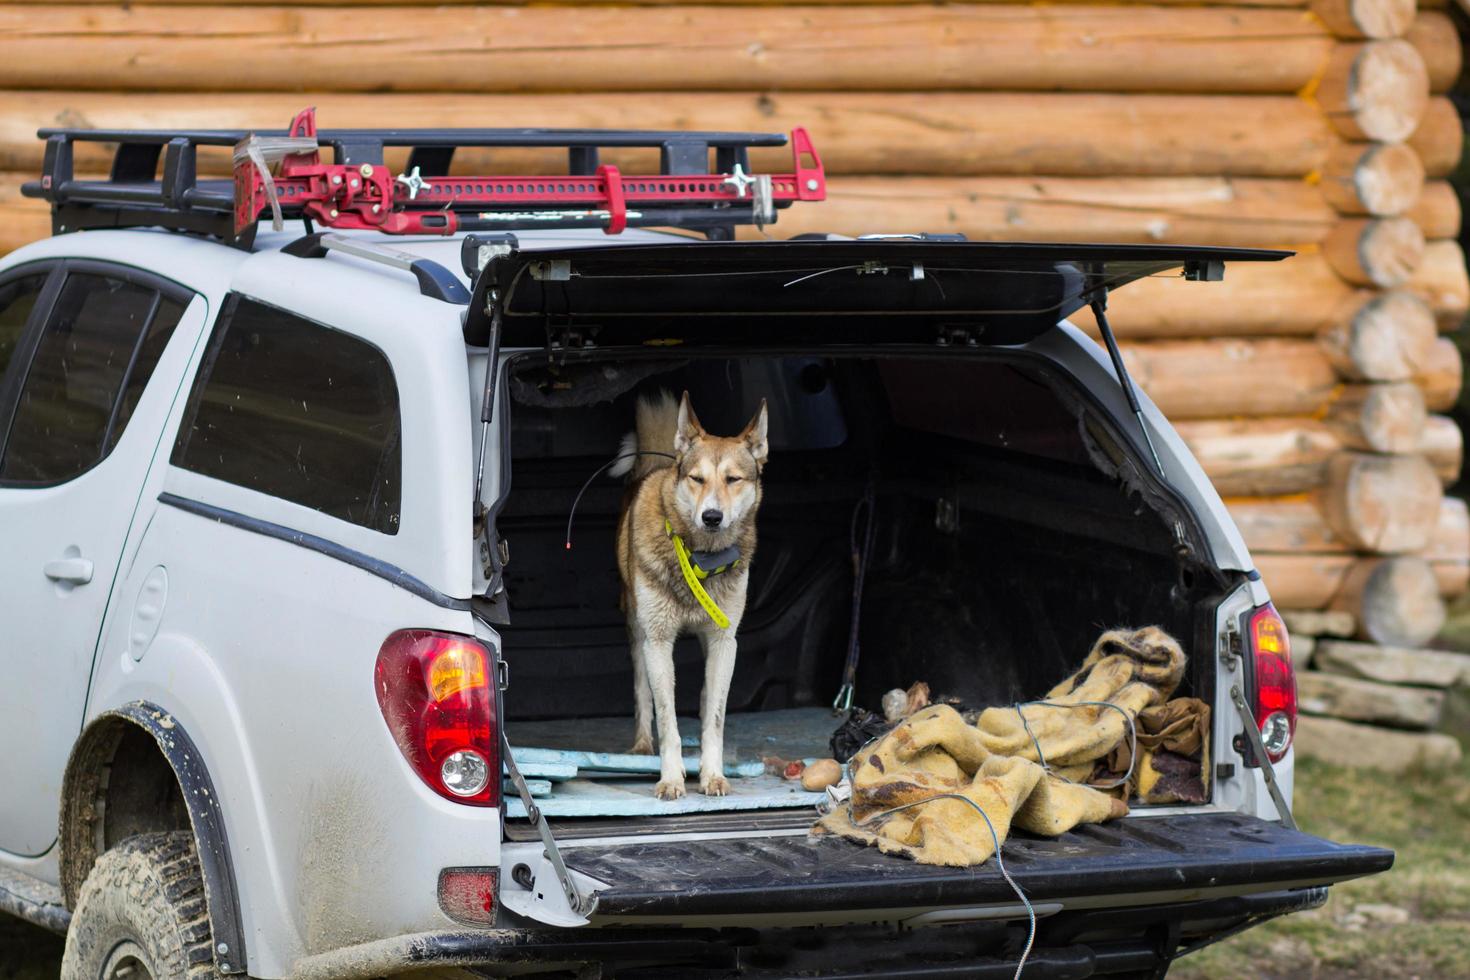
1280;609;1357;639
1312;641;1470;689
1296;671;1444;730
1294;716;1463;771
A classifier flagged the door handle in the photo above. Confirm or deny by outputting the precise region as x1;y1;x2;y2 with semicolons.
44;557;94;585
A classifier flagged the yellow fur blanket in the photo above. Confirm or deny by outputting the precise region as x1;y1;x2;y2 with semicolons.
814;626;1200;866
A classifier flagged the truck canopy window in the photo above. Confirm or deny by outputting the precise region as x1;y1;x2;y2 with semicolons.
171;296;402;535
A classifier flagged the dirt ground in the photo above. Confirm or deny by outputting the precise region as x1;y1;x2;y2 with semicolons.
2;742;1466;978
0;917;62;980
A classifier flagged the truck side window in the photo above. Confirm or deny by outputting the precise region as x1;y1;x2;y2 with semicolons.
171;296;402;535
0;272;47;385
0;272;182;486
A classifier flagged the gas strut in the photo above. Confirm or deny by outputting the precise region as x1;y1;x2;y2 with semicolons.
1089;293;1167;480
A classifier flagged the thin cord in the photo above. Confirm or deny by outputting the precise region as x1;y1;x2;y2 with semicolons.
563;450;677;550
853;794;1036;979
1012;700;1139;791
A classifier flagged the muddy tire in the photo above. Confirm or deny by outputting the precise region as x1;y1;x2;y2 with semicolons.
61;831;219;980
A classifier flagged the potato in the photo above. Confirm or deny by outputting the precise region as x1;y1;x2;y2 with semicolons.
801;758;843;791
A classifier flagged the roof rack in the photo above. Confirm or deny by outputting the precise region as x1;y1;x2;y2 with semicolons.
21;107;827;249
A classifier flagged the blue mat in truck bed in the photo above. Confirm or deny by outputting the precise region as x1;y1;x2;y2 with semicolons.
562;812;1392;917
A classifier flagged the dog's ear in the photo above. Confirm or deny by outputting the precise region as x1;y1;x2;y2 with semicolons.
741;399;769;464
674;390;704;455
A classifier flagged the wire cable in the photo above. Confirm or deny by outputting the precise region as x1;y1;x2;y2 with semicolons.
563;450;677;550
1012;700;1139;791
853;794;1036;979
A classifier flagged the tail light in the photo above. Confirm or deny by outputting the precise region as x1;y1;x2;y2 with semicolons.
375;629;499;806
1247;603;1296;763
438;868;498;925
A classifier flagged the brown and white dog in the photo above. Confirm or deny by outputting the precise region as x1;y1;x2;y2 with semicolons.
611;390;767;799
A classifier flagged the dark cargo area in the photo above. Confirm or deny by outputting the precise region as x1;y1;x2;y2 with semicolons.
496;352;1223;726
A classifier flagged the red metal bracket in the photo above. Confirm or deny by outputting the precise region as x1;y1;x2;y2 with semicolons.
233;109;827;238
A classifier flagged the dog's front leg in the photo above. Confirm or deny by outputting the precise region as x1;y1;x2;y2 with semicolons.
628;630;655;756
642;636;686;800
698;629;738;796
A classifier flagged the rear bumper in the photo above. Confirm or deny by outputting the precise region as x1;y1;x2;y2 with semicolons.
293;887;1329;979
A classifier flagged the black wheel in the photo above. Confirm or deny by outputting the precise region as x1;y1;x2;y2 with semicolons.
61;831;219;980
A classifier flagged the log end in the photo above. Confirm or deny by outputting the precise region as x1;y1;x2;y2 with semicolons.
1323;451;1443;552
1313;0;1418;40
1322;142;1425;216
1321;40;1430;143
1324;216;1426;288
1321;289;1437;380
1333;555;1447;647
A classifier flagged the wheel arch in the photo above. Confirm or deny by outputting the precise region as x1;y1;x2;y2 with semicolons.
60;701;248;974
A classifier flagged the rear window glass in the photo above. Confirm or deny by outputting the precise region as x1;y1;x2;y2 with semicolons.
0;272;46;384
172;297;402;534
1;272;177;485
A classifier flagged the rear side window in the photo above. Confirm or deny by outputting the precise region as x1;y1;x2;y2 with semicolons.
0;272;47;383
172;297;401;534
1;272;185;485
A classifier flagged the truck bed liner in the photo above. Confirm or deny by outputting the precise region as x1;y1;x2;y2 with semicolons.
564;812;1391;917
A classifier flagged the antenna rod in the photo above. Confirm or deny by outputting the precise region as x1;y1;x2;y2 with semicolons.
1090;294;1166;480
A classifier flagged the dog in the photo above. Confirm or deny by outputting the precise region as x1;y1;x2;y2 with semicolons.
611;390;768;799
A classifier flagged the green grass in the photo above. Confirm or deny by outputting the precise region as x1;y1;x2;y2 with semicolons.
1173;750;1470;980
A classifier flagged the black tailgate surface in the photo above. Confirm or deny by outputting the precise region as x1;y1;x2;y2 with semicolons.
563;812;1392;917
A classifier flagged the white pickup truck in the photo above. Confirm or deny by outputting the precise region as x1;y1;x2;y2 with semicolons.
0;123;1391;980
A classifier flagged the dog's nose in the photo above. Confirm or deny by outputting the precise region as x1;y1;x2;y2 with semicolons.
701;509;724;529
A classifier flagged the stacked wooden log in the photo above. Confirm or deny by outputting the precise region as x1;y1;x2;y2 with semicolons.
0;0;1463;649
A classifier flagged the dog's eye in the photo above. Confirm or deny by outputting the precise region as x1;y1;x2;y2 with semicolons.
726;475;742;485
689;474;705;485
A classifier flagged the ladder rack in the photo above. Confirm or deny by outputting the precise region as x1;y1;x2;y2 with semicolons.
22;108;827;248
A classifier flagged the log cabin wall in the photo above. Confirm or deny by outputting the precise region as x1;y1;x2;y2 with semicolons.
0;0;1464;645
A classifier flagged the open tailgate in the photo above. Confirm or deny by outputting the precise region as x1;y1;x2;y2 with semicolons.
561;812;1390;921
476;240;1290;349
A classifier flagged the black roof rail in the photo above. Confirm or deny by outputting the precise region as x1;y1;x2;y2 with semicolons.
21;108;827;249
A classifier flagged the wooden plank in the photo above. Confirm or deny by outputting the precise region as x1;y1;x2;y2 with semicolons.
0;91;1340;178
754;176;1338;247
1068;254;1358;338
0;6;1344;94
1119;338;1340;419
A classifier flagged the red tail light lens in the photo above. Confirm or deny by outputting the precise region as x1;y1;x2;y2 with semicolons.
438;868;498;925
375;630;499;806
1248;604;1296;763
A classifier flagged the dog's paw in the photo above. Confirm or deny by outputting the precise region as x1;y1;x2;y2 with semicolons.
700;774;731;797
654;778;687;801
629;736;654;756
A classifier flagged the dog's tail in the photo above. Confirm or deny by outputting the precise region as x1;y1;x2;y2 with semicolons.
608;389;680;480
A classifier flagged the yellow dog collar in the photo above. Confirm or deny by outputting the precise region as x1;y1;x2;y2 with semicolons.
665;520;740;629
